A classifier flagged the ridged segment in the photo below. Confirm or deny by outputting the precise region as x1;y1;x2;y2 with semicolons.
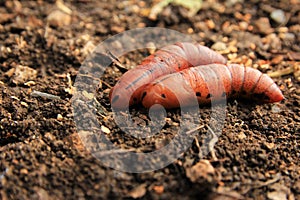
141;64;284;109
110;42;227;109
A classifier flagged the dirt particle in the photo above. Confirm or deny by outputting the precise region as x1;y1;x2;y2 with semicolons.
47;10;71;27
186;160;218;184
255;17;274;34
9;65;37;85
128;183;147;199
211;41;227;51
152;185;164;194
101;125;111;134
57;114;63;121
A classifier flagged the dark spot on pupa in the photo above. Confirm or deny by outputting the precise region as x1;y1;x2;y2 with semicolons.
231;90;237;95
112;95;119;104
161;94;166;98
141;92;147;101
196;92;201;97
133;97;137;102
206;93;212;99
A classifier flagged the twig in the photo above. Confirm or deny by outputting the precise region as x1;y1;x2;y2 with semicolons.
267;66;294;78
252;173;281;189
30;90;61;100
186;125;205;134
206;125;218;161
107;50;128;71
100;80;112;89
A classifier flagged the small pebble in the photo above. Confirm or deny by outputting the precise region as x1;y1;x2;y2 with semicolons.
211;41;227;51
81;41;96;57
264;142;275;150
111;25;125;33
57;114;63;121
237;132;246;140
277;27;288;33
225;0;244;7
21;101;28;107
101;125;111;134
206;19;215;30
279;32;295;41
272;104;281;113
20;168;28;175
255;17;274;34
82;91;94;100
267;191;287;200
47;10;71;27
270;9;286;24
239;21;248;31
10;65;37;85
146;42;156;54
152;185;164;194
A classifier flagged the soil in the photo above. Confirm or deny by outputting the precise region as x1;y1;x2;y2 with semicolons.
0;0;299;199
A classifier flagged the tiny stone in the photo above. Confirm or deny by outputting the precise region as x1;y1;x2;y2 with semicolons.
57;114;63;121
206;19;215;29
20;168;28;174
255;17;274;34
279;32;295;41
153;185;164;194
271;104;281;113
264;142;275;150
271;55;284;64
239;21;248;31
211;41;227;51
101;125;111;134
81;41;96;57
187;28;194;34
228;45;238;53
277;27;288;33
267;191;287;200
270;9;286;24
11;65;37;85
47;10;71;27
237;132;246;140
228;53;237;60
82;90;94;100
20;101;28;107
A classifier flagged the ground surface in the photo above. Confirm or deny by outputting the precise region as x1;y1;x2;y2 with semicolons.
0;0;299;199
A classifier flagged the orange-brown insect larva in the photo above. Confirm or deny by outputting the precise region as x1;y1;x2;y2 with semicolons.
141;64;284;109
109;42;227;109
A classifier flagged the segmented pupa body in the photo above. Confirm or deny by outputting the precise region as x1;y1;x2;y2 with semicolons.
141;64;284;109
109;42;227;109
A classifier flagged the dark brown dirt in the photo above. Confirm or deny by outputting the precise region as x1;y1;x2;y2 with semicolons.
0;0;299;199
